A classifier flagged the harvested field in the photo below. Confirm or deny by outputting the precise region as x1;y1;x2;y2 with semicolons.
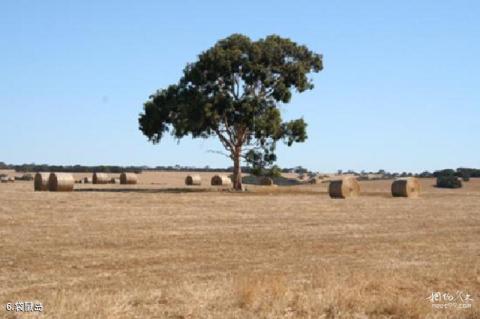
0;171;479;318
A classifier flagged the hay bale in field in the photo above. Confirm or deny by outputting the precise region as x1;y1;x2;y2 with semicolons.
93;172;110;184
83;177;92;184
0;177;8;183
8;177;15;183
328;177;360;199
34;173;50;191
109;177;117;184
259;176;274;186
391;177;420;198
48;173;74;192
211;175;232;186
120;172;138;185
185;174;201;186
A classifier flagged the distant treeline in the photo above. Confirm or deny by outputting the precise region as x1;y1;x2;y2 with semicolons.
0;162;314;175
0;162;251;174
0;162;478;178
339;168;480;179
0;163;145;174
431;168;480;178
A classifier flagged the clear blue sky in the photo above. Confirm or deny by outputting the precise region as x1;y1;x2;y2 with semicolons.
1;0;479;172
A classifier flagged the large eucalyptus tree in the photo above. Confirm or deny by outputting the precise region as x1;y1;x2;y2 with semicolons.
139;34;323;190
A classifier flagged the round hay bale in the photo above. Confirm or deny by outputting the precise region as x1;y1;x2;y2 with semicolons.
329;177;360;199
34;173;50;191
210;175;232;186
83;177;92;184
259;176;274;186
185;174;201;186
93;172;110;184
1;177;8;183
120;172;138;185
391;177;420;198
48;173;74;192
8;177;15;183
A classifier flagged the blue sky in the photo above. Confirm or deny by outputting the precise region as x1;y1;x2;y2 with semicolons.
1;0;479;172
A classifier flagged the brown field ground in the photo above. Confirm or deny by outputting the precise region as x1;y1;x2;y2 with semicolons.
0;171;479;318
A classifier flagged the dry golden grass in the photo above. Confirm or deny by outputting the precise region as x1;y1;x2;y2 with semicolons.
0;171;479;318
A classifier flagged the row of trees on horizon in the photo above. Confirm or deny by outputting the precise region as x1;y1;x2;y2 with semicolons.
1;162;479;179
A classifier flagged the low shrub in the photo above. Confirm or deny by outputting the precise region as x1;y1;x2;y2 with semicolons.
458;171;471;182
436;175;462;188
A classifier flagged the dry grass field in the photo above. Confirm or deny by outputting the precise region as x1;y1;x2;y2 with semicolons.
1;171;479;318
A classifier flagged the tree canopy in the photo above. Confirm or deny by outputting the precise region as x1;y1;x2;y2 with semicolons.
139;34;323;189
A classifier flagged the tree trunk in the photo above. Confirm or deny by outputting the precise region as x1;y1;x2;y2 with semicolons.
232;147;242;191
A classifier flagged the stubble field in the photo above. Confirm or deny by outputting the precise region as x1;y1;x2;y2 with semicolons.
0;171;479;318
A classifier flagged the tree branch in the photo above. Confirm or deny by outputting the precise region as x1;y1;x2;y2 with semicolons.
220;113;238;147
214;128;235;153
207;149;232;159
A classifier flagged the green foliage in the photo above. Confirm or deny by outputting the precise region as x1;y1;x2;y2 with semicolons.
249;166;263;177
138;34;323;189
436;175;462;188
244;147;282;178
433;169;456;177
266;165;282;178
294;166;308;174
247;153;282;178
417;171;433;178
456;167;479;178
434;168;479;180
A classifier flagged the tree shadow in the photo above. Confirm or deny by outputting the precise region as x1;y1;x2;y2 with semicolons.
242;175;304;186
